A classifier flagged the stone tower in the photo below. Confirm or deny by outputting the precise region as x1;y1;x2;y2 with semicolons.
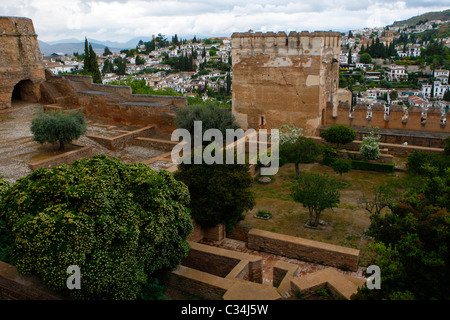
231;30;341;135
0;17;45;109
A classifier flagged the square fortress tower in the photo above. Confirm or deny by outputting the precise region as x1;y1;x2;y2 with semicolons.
231;31;341;135
0;17;45;109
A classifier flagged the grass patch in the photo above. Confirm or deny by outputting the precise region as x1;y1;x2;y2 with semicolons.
245;161;410;267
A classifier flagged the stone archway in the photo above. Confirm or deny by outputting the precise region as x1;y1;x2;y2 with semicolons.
11;79;39;104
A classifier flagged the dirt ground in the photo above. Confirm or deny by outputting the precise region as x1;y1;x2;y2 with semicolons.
0;102;168;183
229;161;412;267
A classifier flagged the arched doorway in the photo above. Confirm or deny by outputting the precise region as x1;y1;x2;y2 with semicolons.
11;79;36;104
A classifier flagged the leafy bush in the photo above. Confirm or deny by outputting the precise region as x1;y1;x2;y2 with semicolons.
279;124;303;144
30;110;87;150
360;130;381;160
0;177;12;263
0;155;193;300
320;125;357;148
407;151;450;175
322;145;339;166
443;136;450;156
350;160;395;173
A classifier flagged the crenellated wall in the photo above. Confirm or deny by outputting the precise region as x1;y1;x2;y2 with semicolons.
231;30;341;135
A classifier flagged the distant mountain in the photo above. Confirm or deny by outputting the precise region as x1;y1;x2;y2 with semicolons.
38;40;121;56
37;36;154;56
392;9;450;27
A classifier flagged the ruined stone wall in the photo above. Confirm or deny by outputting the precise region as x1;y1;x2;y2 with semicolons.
231;31;341;135
0;17;45;109
247;229;360;272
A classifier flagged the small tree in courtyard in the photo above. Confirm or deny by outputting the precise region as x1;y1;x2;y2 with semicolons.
330;159;351;184
320;125;357;149
280;136;322;178
290;173;340;228
31;110;86;151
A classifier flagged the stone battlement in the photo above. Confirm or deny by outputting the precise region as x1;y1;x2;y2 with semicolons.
231;30;341;56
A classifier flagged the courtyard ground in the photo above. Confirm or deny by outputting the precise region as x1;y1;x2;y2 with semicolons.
0;102;168;183
228;161;416;267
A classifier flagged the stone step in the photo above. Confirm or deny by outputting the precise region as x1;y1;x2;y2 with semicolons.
290;268;365;300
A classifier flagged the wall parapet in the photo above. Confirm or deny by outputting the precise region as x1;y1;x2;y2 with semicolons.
231;30;341;55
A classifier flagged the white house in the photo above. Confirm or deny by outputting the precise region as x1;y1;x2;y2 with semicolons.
387;65;408;81
434;69;449;85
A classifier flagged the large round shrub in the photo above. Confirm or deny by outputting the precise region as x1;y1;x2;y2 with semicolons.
320;125;357;148
0;155;193;300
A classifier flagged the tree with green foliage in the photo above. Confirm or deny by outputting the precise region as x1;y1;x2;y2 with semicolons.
82;38;102;83
348;48;352;65
330;159;351;184
290;173;340;228
135;55;146;65
280;136;322;178
103;47;112;56
353;167;450;300
0;155;193;300
320;125;357;149
175;104;240;140
175;159;255;233
226;72;232;94
102;59;114;74
359;52;373;64
444;89;450;102
83;38;91;73
30;110;87;151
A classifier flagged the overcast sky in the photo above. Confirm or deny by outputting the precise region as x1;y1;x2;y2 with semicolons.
1;0;449;43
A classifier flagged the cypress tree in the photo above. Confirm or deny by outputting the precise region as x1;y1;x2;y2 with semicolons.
83;37;91;72
88;43;102;84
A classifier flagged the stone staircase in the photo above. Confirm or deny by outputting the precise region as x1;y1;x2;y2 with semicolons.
290;268;366;300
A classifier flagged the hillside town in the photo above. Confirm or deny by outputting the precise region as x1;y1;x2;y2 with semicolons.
43;16;450;112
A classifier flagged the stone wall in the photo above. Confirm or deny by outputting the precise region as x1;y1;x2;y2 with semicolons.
162;241;272;300
247;228;360;271
0;261;61;300
231;30;341;135
0;17;45;109
40;73;187;134
28;145;93;171
85;125;156;151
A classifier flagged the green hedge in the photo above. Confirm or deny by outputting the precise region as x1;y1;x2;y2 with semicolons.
350;160;395;173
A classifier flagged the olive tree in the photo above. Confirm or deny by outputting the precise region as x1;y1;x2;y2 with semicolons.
0;155;193;300
31;110;87;151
